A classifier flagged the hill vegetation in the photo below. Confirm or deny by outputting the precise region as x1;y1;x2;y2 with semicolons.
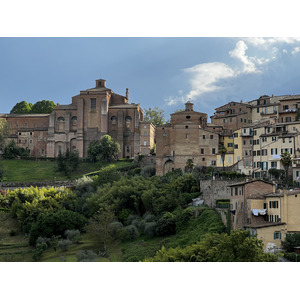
0;164;279;262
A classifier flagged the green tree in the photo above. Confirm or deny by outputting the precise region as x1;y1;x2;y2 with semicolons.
57;149;80;177
282;233;300;253
10;101;33;114
143;107;166;126
144;230;278;262
185;158;194;173
85;209;115;251
87;135;120;162
0;119;10;152
218;146;227;171
31;100;56;114
281;151;292;187
3;140;29;158
29;210;86;245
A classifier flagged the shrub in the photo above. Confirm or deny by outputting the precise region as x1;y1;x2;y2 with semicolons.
143;212;156;223
29;210;86;245
65;229;80;241
76;250;98;262
155;212;176;236
144;222;157;238
116;225;139;241
141;166;156;177
57;239;73;251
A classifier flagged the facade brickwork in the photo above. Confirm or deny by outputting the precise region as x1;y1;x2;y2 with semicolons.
1;79;154;159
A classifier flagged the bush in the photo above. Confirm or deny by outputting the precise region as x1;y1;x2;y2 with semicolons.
155;212;176;236
57;239;73;251
141;166;156;177
116;225;139;242
29;210;86;245
65;229;80;241
143;222;157;238
76;250;98;262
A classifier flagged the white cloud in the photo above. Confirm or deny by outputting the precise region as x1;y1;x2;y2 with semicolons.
292;47;300;55
283;49;288;53
183;62;235;100
245;37;300;47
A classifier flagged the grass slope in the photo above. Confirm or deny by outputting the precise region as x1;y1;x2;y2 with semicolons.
0;208;225;262
1;159;133;182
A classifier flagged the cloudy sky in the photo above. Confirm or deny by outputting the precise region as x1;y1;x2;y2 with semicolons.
1;36;300;121
1;1;300;125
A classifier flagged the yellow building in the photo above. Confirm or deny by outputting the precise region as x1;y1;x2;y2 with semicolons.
245;189;300;251
216;135;234;168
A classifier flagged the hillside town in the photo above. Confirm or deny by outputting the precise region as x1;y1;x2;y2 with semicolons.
2;78;300;256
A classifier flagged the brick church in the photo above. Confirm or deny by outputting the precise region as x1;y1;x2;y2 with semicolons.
1;79;155;159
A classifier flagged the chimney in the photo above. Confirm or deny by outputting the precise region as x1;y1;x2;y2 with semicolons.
126;88;129;99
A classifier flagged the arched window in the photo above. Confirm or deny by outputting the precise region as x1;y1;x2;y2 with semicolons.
125;116;132;129
111;116;117;125
71;116;77;122
57;117;65;122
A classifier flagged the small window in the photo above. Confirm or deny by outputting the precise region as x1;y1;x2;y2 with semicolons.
210;135;213;139
203;135;206;139
90;98;96;110
57;117;65;122
71;116;77;122
144;141;147;146
186;116;191;120
185;125;189;129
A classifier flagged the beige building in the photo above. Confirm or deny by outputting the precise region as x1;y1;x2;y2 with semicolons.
245;189;300;250
156;101;219;175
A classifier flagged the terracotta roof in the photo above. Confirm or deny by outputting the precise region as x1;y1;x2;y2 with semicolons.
244;222;286;228
228;179;274;187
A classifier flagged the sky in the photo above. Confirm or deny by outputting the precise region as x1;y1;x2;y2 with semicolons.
2;37;300;122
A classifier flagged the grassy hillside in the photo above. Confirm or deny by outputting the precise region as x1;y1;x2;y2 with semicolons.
0;207;225;262
0;159;133;182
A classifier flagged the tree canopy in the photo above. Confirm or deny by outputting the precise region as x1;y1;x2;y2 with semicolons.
143;107;166;126
0;118;10;152
87;135;121;162
10;100;33;114
31;100;56;113
144;230;278;262
10;100;56;114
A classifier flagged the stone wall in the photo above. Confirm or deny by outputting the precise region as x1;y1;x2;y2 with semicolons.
200;179;240;208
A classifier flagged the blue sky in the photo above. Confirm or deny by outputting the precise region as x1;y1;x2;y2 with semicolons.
0;37;300;121
2;37;300;121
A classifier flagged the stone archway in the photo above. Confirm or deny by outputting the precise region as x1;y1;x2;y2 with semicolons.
163;159;175;175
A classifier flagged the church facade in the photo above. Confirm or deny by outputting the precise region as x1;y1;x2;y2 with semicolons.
1;79;155;159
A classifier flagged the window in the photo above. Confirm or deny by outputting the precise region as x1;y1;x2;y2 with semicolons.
286;117;292;122
203;135;206;139
228;143;233;147
234;144;238;149
186;134;189;139
201;148;204;154
228;156;232;163
235;187;238;195
243;140;246;145
283;105;289;110
283;138;285;143
272;136;277;141
185;125;189;129
111;116;117;125
234;133;238;137
257;107;260;113
186;116;191;120
144;141;146;146
241;118;243;122
71;116;77;122
274;232;281;240
271;161;278;168
271;148;278;155
211;160;216;166
202;157;205;161
90;98;96;110
57;117;65;122
144;131;147;136
212;148;215;154
210;135;213;139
